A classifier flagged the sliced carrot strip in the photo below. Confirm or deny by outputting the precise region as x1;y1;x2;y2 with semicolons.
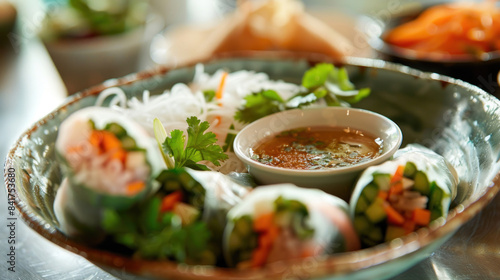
259;228;277;249
251;246;269;268
89;130;122;154
110;149;127;163
391;165;405;183
253;212;275;232
378;190;389;201
101;131;122;152
403;220;416;234
216;72;228;101
301;246;316;258
252;224;280;268
385;2;500;54
266;225;280;241
389;181;404;197
412;208;431;226
160;190;184;212
89;131;103;150
384;203;405;226
126;181;145;195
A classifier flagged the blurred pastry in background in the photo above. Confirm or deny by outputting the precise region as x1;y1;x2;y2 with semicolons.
152;0;357;66
0;0;17;47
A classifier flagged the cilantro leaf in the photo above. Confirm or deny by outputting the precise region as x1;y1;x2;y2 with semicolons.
222;124;236;152
158;116;228;170
286;90;327;108
234;89;286;124
300;63;370;106
163;130;187;166
302;63;334;89
203;90;216;102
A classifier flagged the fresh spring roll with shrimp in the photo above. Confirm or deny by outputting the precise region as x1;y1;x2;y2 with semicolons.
53;106;163;241
223;184;360;269
100;167;250;265
350;144;458;247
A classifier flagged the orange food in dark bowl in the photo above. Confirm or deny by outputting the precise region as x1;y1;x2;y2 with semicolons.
384;1;500;58
365;1;500;96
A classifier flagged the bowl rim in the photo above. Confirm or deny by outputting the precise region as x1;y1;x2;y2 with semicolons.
233;106;402;175
4;51;500;279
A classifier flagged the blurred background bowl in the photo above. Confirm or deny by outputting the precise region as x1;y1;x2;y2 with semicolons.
39;0;164;95
361;1;500;97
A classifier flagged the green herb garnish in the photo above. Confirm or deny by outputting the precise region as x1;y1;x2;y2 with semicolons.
234;89;286;124
203;90;216;102
301;63;370;106
154;116;228;170
234;63;370;123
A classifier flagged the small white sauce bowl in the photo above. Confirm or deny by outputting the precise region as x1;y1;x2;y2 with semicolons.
233;107;403;200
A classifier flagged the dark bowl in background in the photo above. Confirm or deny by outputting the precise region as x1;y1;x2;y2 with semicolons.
361;3;500;97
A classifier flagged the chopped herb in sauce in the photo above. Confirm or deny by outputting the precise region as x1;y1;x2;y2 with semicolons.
251;126;383;170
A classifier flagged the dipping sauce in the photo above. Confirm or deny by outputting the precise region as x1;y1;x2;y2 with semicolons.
251;126;383;170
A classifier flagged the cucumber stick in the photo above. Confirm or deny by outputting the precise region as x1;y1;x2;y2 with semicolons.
403;162;417;179
353;216;371;233
233;215;253;237
373;173;391;191
361;183;379;203
355;195;369;214
428;183;445;221
385;225;406;241
366;226;383;243
413;171;430;195
365;197;387;224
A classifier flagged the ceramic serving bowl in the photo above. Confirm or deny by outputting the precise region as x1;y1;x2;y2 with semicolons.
42;13;164;95
4;53;500;280
361;2;500;96
233;107;402;200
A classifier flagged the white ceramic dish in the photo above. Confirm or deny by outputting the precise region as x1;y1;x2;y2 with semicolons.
233;107;402;200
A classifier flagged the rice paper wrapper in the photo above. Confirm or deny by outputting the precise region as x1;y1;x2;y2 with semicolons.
54;107;164;240
184;169;250;246
350;144;459;221
224;184;360;267
54;178;105;242
56;106;164;177
55;106;164;208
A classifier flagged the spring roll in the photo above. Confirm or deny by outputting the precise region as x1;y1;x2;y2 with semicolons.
350;144;458;247
54;107;163;240
156;168;250;240
223;184;360;269
100;167;250;265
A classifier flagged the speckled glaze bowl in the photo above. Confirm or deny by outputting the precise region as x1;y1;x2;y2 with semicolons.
4;53;500;280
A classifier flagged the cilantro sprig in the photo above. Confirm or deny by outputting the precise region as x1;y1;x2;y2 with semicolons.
154;117;229;171
234;90;286;124
300;63;370;106
234;63;370;124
